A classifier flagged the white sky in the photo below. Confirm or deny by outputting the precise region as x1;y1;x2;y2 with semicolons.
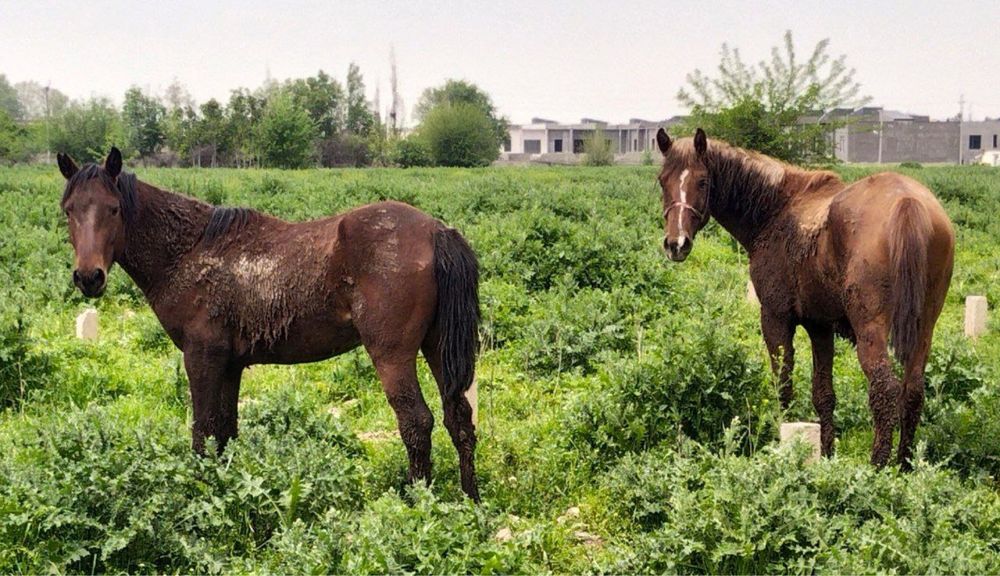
2;0;998;125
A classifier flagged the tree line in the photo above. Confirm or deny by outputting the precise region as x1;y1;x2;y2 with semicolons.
0;64;507;169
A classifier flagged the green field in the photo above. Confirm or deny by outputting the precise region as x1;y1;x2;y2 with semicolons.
1;163;999;573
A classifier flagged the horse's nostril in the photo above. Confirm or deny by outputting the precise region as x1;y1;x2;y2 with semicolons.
73;270;82;284
93;269;105;285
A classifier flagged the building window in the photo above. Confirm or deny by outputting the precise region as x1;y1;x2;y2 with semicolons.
994;134;998;148
573;139;584;153
554;139;563;153
633;139;638;151
524;140;541;154
503;138;511;152
969;135;982;150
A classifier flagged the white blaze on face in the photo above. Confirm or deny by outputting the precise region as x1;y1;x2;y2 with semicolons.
676;169;690;238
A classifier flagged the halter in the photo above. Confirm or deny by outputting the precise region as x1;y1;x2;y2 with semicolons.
663;182;710;226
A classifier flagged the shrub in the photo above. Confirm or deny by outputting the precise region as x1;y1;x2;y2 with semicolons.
320;133;370;167
567;318;772;457
0;390;364;573
582;130;614;166
393;135;433;168
418;103;499;167
254;94;316;169
599;445;1000;574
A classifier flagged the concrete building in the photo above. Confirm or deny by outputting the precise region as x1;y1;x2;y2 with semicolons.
960;120;1000;164
830;108;1000;164
504;116;686;156
830;108;961;164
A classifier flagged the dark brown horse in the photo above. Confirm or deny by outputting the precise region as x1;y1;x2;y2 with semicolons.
57;147;482;500
656;129;954;468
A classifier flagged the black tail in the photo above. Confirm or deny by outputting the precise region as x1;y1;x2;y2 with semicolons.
433;227;480;400
888;197;931;367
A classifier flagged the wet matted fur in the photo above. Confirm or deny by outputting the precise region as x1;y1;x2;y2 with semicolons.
656;129;955;469
57;148;483;501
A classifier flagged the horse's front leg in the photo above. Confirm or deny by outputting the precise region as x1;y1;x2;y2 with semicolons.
183;343;242;454
761;309;796;410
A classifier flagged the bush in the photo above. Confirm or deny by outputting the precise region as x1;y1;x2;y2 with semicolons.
320;133;370;167
0;390;364;573
255;94;316;169
418;103;499;167
567;318;772;458
393;135;433;168
599;446;1000;574
582;130;614;166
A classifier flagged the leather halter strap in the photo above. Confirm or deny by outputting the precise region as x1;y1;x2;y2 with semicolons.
663;200;706;224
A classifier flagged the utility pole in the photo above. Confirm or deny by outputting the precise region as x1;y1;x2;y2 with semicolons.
958;94;965;164
44;83;51;164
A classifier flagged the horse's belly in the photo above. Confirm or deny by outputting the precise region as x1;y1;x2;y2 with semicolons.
242;311;361;364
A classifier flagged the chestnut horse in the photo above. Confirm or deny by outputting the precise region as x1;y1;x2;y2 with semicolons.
58;147;482;500
656;129;954;469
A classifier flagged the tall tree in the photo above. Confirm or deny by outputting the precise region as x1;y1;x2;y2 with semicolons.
13;81;68;120
0;75;24;121
286;70;344;140
255;92;316;168
678;30;869;113
414;79;508;149
345;63;375;136
389;46;404;135
51;98;123;162
122;86;166;159
677;30;870;163
195;99;227;167
227;88;264;167
162;79;195;112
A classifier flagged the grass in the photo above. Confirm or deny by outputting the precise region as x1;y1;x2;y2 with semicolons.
0;163;998;572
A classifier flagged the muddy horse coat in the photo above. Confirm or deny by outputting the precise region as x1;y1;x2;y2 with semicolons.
58;148;482;500
657;129;954;468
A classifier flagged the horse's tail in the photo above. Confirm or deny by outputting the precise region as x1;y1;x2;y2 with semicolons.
433;226;480;401
888;196;931;367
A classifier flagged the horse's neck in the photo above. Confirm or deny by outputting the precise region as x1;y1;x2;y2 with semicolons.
710;161;841;254
118;182;211;299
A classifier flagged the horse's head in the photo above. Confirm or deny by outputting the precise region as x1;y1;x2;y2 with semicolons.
57;147;127;298
656;127;710;262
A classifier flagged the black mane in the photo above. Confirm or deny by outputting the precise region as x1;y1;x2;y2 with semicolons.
62;164;139;221
204;206;257;242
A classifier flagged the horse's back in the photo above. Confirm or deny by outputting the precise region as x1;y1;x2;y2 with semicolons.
829;172;953;257
826;172;954;324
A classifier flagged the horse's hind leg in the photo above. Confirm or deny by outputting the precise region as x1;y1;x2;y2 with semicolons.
368;352;434;486
854;321;900;468
423;332;480;502
897;334;932;470
805;324;836;457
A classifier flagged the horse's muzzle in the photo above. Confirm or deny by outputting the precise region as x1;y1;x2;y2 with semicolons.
74;268;107;298
663;235;692;262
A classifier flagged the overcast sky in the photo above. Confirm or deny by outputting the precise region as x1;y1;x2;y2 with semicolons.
2;0;998;125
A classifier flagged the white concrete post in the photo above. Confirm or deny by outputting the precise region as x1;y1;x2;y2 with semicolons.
747;280;759;305
76;308;99;341
466;376;479;426
965;295;988;338
780;422;821;464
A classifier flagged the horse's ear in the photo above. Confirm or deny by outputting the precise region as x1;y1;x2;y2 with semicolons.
105;146;122;179
57;153;79;180
694;128;708;156
656;128;672;155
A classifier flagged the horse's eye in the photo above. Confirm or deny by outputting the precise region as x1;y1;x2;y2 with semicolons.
110;206;119;216
698;179;709;191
